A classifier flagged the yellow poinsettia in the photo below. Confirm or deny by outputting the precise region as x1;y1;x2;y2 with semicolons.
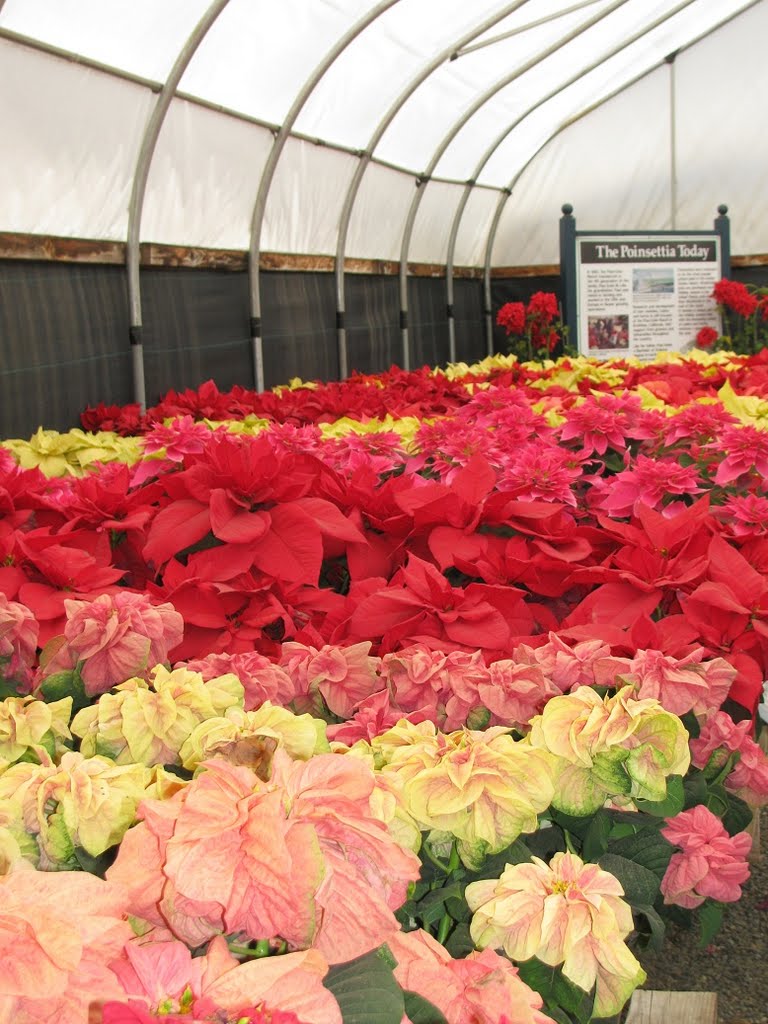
0;752;151;866
717;377;768;428
0;696;72;773
3;428;142;476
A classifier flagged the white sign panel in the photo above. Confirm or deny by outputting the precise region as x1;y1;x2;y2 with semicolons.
576;235;722;360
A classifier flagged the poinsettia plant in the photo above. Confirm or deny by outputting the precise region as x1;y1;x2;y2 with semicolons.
695;278;768;354
496;292;568;361
2;349;768;1023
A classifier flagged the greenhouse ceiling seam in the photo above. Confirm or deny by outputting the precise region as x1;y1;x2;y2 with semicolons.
478;0;763;353
333;0;533;380
398;0;631;367
453;0;605;57
247;0;401;393
126;0;232;412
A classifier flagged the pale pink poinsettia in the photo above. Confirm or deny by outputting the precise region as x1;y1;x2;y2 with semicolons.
39;591;184;696
592;648;735;718
466;852;646;1019
182;651;297;711
660;804;752;909
380;645;451;717
0;862;132;1024
279;641;382;718
478;659;561;729
440;649;493;730
0;593;38;692
108;935;340;1024
690;710;768;806
387;928;554;1024
514;633;614;693
107;751;420;964
326;689;431;746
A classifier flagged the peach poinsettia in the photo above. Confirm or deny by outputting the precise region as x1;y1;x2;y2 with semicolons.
660;805;752;908
526;685;690;816
387;928;554;1024
106;936;341;1024
39;591;184;696
466;852;646;1019
71;665;244;766
371;719;555;868
107;751;420;963
0;694;72;772
0;862;132;1024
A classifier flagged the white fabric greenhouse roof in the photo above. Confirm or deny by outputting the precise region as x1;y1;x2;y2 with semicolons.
1;0;766;268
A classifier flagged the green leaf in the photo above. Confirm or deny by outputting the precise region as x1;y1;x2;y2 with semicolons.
582;810;612;861
698;902;724;948
74;844;119;879
635;775;684;817
679;709;701;740
402;991;448;1024
39;668;89;714
0;675;23;699
721;791;753;837
461;838;531;882
517;958;592;1022
323;946;404;1024
634;903;666;952
443;922;474;958
597;854;661;908
683;770;708;809
607;827;673;881
414;883;465;926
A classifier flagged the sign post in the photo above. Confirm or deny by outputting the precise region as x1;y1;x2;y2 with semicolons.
560;205;730;359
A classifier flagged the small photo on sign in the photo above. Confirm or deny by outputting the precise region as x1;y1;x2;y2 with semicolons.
588;314;629;351
633;267;675;295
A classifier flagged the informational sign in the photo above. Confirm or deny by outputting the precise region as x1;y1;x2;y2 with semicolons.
559;206;730;360
576;235;722;361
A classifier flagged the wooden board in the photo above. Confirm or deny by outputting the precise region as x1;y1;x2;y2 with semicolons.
625;991;717;1024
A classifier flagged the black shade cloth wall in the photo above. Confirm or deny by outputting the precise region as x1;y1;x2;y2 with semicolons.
0;263;488;438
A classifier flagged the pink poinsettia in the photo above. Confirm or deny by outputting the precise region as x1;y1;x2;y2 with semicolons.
0;592;38;690
690;711;768;806
40;591;183;696
388;928;554;1024
0;863;132;1024
106;936;339;1024
107;752;420;963
279;641;381;718
592;648;735;718
661;805;752;908
182;651;297;711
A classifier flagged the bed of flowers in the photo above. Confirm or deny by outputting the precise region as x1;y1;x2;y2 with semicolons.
3;344;768;1024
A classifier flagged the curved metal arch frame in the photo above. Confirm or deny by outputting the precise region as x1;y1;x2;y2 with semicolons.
247;0;400;392
333;0;533;380
397;0;631;368
126;0;232;410
444;0;699;356
480;0;764;356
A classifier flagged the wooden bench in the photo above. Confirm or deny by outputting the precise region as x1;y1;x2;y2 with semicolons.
625;991;717;1023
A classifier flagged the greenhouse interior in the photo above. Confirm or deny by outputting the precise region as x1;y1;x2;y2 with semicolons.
2;2;768;1023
